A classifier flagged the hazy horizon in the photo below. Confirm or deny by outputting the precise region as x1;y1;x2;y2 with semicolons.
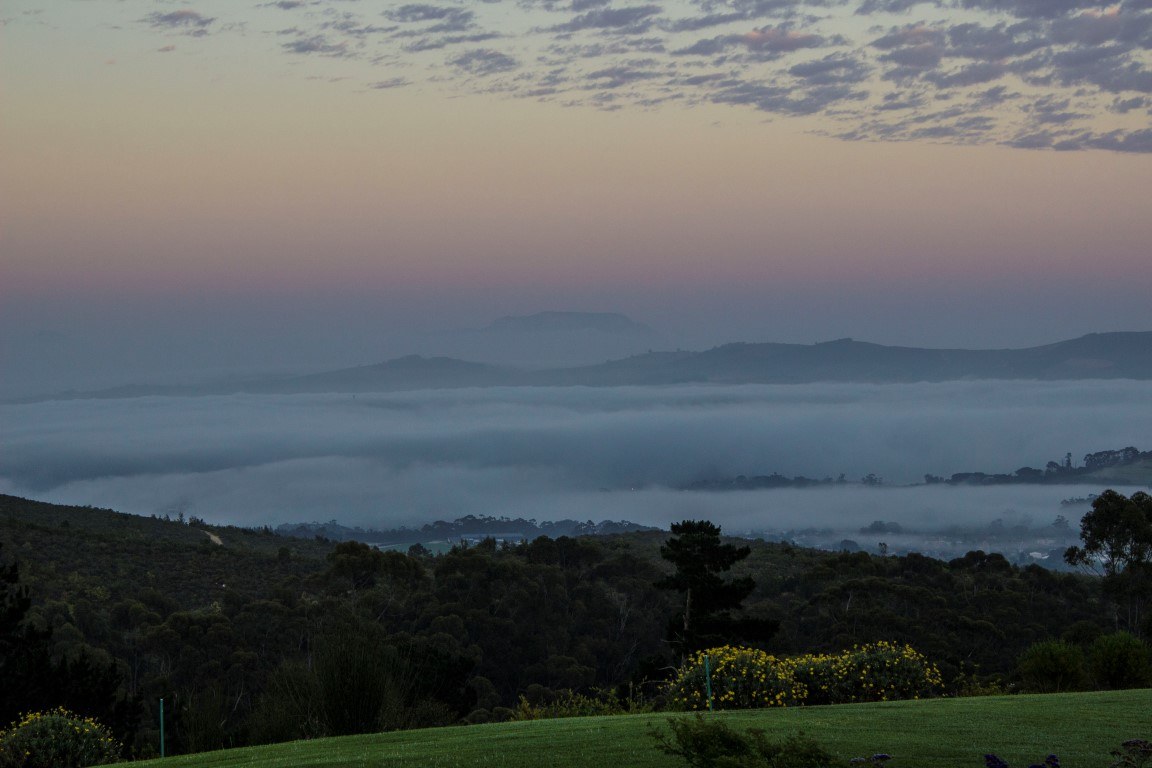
2;303;1149;399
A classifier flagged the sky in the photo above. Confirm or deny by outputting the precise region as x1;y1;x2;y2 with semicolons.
2;0;1152;396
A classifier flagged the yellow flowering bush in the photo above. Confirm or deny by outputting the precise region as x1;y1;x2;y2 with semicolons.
790;641;943;705
0;708;122;768
668;646;807;711
668;642;942;711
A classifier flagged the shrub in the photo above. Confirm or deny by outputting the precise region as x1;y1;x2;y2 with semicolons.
668;642;941;711
0;708;122;768
1089;633;1152;690
790;642;942;705
1110;739;1152;768
651;715;835;768
668;647;806;711
1017;640;1089;693
838;641;943;703
953;674;1011;698
512;689;650;720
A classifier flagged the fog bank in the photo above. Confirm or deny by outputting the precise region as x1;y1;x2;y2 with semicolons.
2;380;1149;531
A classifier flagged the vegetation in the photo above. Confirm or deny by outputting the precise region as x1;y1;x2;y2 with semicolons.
0;541;139;751
107;690;1152;768
667;642;941;711
657;521;775;655
0;708;122;768
943;447;1152;487
1065;490;1152;633
651;715;835;768
3;491;1152;758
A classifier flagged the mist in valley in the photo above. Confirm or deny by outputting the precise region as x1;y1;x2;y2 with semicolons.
3;378;1149;562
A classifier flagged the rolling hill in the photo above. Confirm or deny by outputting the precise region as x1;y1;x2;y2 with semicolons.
16;331;1152;402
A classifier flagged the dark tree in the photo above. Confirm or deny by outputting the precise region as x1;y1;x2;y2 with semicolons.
0;543;140;749
656;520;775;654
1065;489;1152;634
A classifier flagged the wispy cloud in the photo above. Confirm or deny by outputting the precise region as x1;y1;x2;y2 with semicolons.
142;9;215;36
450;47;519;74
118;0;1152;152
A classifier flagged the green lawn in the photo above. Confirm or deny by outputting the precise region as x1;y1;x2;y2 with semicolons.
123;690;1151;768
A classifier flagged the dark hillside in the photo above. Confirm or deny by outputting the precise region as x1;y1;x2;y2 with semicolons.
0;495;1124;757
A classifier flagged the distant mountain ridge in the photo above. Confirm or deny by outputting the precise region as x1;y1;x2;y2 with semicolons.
527;331;1152;386
17;331;1152;401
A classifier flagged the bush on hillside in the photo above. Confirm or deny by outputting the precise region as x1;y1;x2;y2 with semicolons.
1017;640;1089;693
1089;633;1152;690
790;642;943;705
0;708;122;768
511;687;651;720
668;642;942;711
668;647;806;711
651;715;835;768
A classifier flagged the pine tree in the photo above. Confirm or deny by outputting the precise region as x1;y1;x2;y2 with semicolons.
656;520;776;654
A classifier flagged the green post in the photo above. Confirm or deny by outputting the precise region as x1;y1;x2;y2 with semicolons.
704;655;714;712
159;698;165;758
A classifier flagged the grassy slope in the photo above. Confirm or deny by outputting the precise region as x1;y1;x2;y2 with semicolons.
123;690;1151;768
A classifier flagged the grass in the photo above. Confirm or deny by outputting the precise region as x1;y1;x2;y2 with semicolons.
119;689;1151;768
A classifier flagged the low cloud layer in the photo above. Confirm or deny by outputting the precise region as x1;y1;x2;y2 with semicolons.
3;380;1149;531
110;0;1152;152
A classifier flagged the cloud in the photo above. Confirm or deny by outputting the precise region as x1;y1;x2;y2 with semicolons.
788;53;872;83
945;21;1047;60
1048;45;1152;92
1111;94;1151;111
113;0;1152;153
450;48;520;74
872;23;946;50
955;0;1104;20
282;34;351;56
370;77;411;89
664;12;748;31
586;62;665;87
739;25;825;51
675;24;826;59
142;10;215;36
553;5;663;33
711;78;868;113
320;14;398;38
924;61;1007;86
1082;127;1152;151
857;0;934;13
386;5;475;32
403;32;502;52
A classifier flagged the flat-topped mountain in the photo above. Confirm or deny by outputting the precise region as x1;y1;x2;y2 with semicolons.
17;331;1152;401
486;311;654;335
